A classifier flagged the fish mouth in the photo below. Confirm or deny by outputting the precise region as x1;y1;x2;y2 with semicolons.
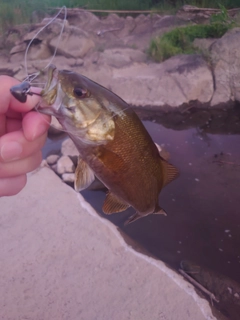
35;64;63;117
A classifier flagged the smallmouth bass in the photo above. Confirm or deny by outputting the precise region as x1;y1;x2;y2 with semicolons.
37;65;179;224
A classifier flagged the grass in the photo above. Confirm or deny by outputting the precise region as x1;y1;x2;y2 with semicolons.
1;0;240;34
148;4;236;62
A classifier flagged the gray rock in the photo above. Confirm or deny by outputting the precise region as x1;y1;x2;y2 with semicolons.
192;38;216;51
50;27;95;59
111;54;213;107
99;48;147;68
61;139;78;157
62;173;75;183
56;156;75;175
46;155;60;165
0;166;215;320
210;28;240;106
27;42;52;61
153;15;187;29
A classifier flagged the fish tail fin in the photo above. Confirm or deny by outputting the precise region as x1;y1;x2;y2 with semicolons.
124;213;142;225
154;206;167;216
125;206;167;225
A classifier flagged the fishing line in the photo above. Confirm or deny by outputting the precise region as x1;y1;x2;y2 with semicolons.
24;5;67;84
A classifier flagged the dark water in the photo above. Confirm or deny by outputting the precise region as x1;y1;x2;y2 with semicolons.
43;108;240;319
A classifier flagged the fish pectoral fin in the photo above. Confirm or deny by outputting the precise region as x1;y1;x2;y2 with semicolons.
103;192;129;215
161;159;179;187
98;147;125;172
124;213;141;225
74;157;95;192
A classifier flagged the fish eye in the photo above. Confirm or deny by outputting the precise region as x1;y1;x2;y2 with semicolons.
73;87;87;98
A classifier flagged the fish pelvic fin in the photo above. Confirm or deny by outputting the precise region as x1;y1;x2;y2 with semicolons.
103;192;130;215
74;157;95;192
161;159;179;187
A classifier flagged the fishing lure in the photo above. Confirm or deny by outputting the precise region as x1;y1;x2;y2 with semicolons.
10;6;67;104
10;81;41;103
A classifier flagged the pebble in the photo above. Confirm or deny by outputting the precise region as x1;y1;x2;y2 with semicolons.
62;173;75;184
57;156;75;175
61;138;79;157
46;154;60;165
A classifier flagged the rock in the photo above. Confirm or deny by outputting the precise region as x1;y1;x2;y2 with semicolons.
51;164;58;174
61;139;78;157
210;28;240;106
56;156;75;175
10;43;26;55
99;48;147;68
0;61;22;77
153;15;187;29
91;51;100;64
62;173;75;184
26;42;52;60
48;117;63;136
23;19;67;43
65;10;99;30
133;15;152;35
50;27;95;59
192;38;216;51
111;54;214;107
117;16;136;38
46;154;60;165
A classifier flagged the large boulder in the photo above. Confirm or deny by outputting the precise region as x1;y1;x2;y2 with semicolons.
99;48;147;68
210;28;240;106
109;54;214;108
50;26;95;59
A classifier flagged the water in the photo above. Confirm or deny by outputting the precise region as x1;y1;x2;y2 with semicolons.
43;107;240;319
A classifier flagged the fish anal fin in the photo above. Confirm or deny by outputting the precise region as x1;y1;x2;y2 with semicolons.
161;160;179;187
103;192;129;215
74;157;95;192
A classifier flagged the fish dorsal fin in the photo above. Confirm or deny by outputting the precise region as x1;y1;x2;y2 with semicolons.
74;157;95;192
161;160;179;187
103;192;129;215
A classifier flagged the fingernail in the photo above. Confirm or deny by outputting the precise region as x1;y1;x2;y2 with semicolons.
0;142;23;161
32;123;49;140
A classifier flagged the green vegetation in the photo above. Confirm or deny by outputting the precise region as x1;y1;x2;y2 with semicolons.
0;0;239;35
149;4;235;62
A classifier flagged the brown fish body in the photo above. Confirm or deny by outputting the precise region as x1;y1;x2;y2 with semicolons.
38;65;178;224
75;109;163;215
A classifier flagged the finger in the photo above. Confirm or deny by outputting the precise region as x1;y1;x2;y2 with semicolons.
0;114;6;137
6;118;22;133
0;130;47;163
0;175;27;197
22;111;50;141
0;76;41;114
0;151;42;178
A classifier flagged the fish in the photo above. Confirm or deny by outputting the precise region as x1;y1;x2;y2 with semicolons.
36;64;179;224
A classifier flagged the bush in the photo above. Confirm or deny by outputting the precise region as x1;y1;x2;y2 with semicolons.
149;5;235;62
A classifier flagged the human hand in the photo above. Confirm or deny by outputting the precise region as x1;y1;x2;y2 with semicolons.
0;76;50;197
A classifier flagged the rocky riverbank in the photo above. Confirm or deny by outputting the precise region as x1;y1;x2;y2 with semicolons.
1;7;240;109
